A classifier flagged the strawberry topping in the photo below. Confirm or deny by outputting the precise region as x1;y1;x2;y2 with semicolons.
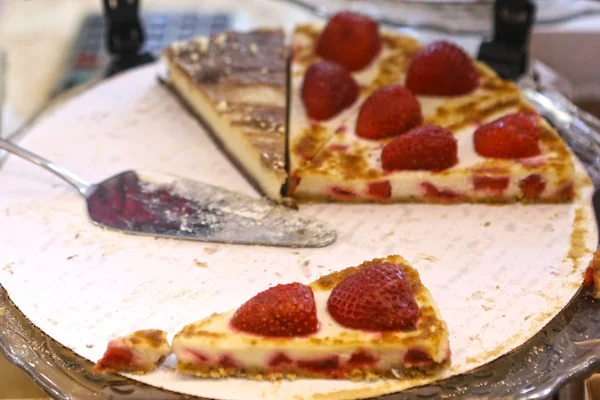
230;283;319;337
316;11;381;71
406;41;479;96
327;263;419;331
301;61;359;121
94;347;134;372
474;113;542;159
356;85;423;140
381;125;458;171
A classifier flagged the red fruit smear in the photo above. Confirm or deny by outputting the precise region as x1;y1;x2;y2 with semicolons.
519;174;546;198
584;265;595;287
356;85;423;140
552;182;575;201
381;125;458;171
368;181;392;198
297;355;340;371
96;347;134;370
218;355;241;369
348;351;378;366
188;350;210;364
316;11;381;71
230;282;319;338
406;41;479;96
329;186;357;199
473;176;510;193
404;349;434;365
421;182;463;203
327;263;419;331
268;352;294;368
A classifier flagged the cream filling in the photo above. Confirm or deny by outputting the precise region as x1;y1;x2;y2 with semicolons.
166;58;286;201
171;290;449;371
293;103;572;201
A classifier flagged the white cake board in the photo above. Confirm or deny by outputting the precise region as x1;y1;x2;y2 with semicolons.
0;64;596;400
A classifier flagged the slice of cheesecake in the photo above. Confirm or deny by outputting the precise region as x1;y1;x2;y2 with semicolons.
93;330;171;374
171;255;450;380
164;29;288;202
288;14;576;203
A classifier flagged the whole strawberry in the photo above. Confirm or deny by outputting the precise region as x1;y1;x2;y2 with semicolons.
301;61;359;121
406;41;479;96
231;283;319;337
356;85;423;140
474;112;541;159
316;11;382;71
381;125;458;171
328;263;419;331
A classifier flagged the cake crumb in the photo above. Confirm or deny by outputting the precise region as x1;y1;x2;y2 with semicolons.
249;43;258;54
484;221;491;227
385;231;395;237
261;67;269;74
204;246;218;254
67;255;78;260
3;263;14;275
194;259;208;268
86;344;94;349
216;100;228;112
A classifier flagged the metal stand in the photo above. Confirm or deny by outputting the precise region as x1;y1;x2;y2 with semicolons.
478;0;536;81
102;0;154;77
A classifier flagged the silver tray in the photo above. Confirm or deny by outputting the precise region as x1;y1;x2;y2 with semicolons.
0;75;599;400
277;0;600;34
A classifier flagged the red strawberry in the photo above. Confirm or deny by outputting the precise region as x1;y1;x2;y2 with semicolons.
316;11;381;71
356;85;423;140
93;347;134;373
301;61;359;121
474;113;541;159
327;263;419;331
406;41;479;96
381;125;458;171
230;283;318;337
519;174;546;198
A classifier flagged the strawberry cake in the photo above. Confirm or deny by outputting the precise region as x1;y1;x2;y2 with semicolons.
93;330;171;374
288;13;575;203
171;255;450;380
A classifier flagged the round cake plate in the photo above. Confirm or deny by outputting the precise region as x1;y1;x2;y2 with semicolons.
0;64;598;400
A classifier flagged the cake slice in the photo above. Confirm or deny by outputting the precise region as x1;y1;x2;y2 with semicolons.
93;329;171;374
288;13;576;203
164;29;288;201
172;255;450;380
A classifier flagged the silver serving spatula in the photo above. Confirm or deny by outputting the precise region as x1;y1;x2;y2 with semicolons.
0;138;336;248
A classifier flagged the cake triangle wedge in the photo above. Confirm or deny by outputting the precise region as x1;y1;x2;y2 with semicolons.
163;28;289;202
171;255;451;380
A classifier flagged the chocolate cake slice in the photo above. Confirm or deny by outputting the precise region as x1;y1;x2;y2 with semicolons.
163;29;288;201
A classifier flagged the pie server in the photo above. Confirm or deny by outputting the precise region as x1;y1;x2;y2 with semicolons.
0;138;337;248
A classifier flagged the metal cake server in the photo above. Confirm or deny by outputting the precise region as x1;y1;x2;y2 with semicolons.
0;138;337;248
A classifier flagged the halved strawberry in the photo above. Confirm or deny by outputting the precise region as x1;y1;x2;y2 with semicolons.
327;263;419;331
301;61;359;121
316;11;381;71
405;41;479;96
474;113;541;159
381;125;458;171
230;283;318;337
356;85;423;140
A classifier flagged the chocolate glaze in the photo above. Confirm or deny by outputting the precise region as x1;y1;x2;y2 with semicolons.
165;29;287;177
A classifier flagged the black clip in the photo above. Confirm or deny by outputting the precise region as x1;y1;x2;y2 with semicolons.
477;0;536;81
103;0;155;77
